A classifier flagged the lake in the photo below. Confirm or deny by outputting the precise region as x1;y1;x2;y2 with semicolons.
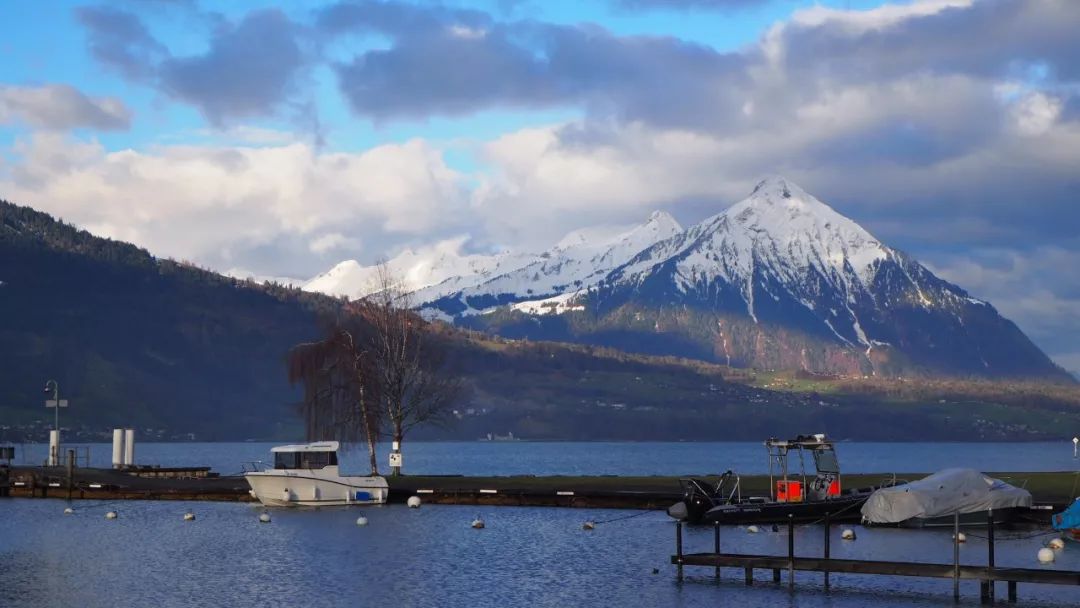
3;441;1080;607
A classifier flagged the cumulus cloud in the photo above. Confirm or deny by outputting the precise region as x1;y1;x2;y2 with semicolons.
0;133;469;274
0;84;132;130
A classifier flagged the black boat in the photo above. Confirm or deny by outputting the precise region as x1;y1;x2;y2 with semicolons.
668;434;894;525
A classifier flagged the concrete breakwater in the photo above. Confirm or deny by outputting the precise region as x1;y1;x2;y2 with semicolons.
4;466;1077;518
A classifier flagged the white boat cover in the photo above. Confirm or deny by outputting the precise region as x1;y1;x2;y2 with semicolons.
860;468;1032;524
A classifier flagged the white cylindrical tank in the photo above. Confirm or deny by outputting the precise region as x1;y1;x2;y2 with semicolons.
112;429;125;469
48;430;60;466
123;428;135;466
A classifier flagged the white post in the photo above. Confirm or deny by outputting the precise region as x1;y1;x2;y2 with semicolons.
1073;437;1078;459
48;429;60;466
123;428;135;466
112;429;125;469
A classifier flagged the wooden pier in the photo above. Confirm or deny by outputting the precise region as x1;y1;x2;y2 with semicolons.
671;511;1080;604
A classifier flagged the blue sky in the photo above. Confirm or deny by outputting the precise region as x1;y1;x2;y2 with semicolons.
0;0;1078;370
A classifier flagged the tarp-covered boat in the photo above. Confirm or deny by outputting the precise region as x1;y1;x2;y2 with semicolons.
861;468;1032;527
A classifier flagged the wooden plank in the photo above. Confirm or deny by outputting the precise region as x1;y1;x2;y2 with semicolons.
671;554;1080;586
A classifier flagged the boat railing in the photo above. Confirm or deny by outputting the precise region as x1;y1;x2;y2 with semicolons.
240;461;269;473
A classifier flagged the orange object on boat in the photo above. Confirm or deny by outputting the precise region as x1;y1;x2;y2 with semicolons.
776;480;803;502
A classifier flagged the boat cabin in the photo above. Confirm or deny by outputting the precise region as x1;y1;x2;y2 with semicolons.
766;434;842;503
271;441;340;471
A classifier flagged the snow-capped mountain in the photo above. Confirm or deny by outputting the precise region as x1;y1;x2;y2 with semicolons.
303;177;1066;379
417;211;682;314
463;177;1067;380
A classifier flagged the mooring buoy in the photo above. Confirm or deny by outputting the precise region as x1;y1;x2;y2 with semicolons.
953;532;966;543
63;507;74;515
746;525;760;534
1038;548;1055;563
258;512;271;523
582;521;595;530
1048;538;1065;550
105;511;118;520
183;512;195;521
471;515;485;529
407;495;422;508
356;515;369;526
841;528;856;540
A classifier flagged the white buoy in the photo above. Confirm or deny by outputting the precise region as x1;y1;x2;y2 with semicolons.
1038;547;1055;563
63;507;74;515
183;512;195;521
356;515;369;526
105;511;118;520
953;532;967;543
471;515;485;529
258;512;271;523
841;528;856;540
582;521;596;530
407;495;422;508
1048;538;1065;550
746;525;759;534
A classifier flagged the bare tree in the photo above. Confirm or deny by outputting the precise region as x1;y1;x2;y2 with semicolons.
287;320;382;474
353;262;462;475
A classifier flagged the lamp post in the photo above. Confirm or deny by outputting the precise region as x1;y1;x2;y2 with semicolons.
44;380;66;466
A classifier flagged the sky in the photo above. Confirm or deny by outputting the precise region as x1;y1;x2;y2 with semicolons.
0;0;1077;372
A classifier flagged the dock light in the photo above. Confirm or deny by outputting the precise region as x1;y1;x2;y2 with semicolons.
1038;548;1055;563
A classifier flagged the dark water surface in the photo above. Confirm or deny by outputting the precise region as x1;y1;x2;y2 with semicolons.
14;440;1080;476
2;499;1079;607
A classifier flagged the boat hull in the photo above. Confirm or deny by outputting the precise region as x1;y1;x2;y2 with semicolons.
244;469;388;507
700;494;870;525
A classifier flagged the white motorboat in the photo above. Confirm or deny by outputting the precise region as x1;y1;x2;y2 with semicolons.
243;441;388;507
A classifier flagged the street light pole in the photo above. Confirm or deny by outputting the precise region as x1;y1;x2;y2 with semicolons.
45;380;60;466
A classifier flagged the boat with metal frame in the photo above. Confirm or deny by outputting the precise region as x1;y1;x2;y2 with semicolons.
243;441;388;507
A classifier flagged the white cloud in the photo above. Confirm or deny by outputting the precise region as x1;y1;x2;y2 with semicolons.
0;133;468;271
0;84;131;130
1009;92;1062;136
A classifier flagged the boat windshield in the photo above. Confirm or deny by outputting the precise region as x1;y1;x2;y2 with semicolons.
812;448;840;474
274;451;338;470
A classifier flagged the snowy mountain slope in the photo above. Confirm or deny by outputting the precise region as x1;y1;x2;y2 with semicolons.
417;211;683;314
302;237;534;300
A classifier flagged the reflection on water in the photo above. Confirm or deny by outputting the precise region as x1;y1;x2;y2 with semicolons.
1;498;1078;607
11;441;1080;477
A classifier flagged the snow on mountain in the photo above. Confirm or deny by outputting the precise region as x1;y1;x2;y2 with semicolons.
608;176;891;345
302;237;533;301
418;210;683;312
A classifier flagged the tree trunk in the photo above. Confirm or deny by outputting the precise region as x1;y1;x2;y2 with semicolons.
361;386;379;476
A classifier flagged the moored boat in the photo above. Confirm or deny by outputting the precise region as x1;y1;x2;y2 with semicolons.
1051;497;1080;540
243;441;388;507
668;434;889;525
860;468;1032;528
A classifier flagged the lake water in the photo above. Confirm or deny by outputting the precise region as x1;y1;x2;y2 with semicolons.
4;441;1080;607
2;499;1080;607
10;440;1080;477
